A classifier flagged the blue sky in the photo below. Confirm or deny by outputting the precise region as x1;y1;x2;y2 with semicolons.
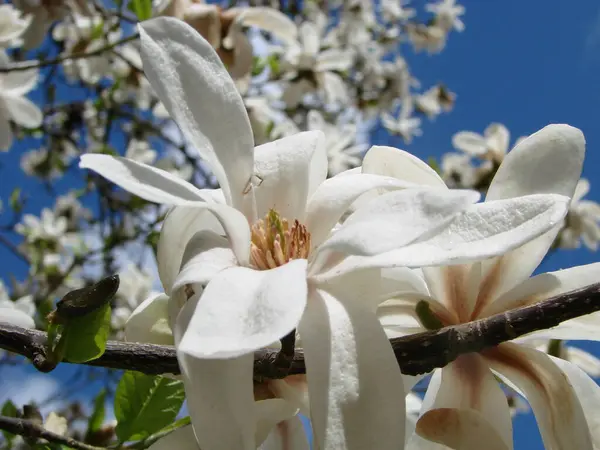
1;0;600;448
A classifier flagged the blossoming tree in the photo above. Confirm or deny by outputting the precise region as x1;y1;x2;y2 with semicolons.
0;1;599;450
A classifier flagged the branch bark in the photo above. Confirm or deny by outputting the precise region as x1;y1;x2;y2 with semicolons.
0;415;106;450
1;282;599;377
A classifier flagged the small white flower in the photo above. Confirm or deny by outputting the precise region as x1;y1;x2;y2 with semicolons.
426;0;466;32
560;178;600;251
0;4;31;48
414;84;455;119
440;152;478;188
16;209;68;244
381;100;422;144
452;122;510;162
125;139;158;165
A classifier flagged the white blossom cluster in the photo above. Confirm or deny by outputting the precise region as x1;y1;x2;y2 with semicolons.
0;2;599;450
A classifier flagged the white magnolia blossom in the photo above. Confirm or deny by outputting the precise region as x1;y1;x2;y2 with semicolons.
414;85;455;119
112;264;159;332
560;178;600;250
16;208;68;245
79;17;572;450
452;122;510;162
426;0;466;32
0;4;30;48
0;51;43;151
307;110;367;175
125;139;158;165
406;23;449;54
0;280;35;329
440;152;478;189
370;124;600;449
381;99;423;143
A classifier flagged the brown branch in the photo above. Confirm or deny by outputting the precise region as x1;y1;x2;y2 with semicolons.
0;415;106;450
1;283;599;377
0;34;139;73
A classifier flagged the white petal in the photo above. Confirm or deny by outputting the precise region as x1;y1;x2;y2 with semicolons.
487;124;584;201
485;343;593;450
299;22;319;56
2;69;39;95
254;399;299;447
305;173;418;249
316;194;570;278
549;356;600;449
0;308;34;328
298;289;405;450
259;415;310;450
79;154;210;204
565;346;600;378
236;7;297;46
139;17;254;210
316;49;354;72
484;262;600;320
415;355;513;450
178;260;307;358
314;188;480;258
452;131;486;156
175;298;256;450
484;123;510;155
147;424;198;450
362;146;447;188
125;294;174;345
253;131;326;220
4;96;43;128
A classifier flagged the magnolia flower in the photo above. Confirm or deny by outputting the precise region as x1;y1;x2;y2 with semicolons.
112;264;159;332
125;139;158;165
370;125;600;449
414;85;455;119
79;18;570;450
0;291;35;330
381;100;423;144
381;0;416;23
426;0;466;32
0;4;30;48
281;21;354;107
16;209;68;244
559;178;600;250
440;153;477;189
0;51;43;151
406;23;449;54
157;0;297;79
452;122;510;163
307;110;367;175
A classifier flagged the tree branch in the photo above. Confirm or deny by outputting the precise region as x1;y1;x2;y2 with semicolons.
0;415;106;450
0;34;139;73
1;282;599;377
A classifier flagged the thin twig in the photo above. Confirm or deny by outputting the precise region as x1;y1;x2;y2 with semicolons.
0;34;139;73
0;415;106;450
0;282;599;377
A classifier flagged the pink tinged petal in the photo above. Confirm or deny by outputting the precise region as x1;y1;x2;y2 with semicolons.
253;131;326;220
362;146;447;188
451;131;486;156
175;298;256;450
314;188;480;258
416;355;513;450
0;308;34;328
3;95;43;128
259;416;310;450
483;262;600;320
79;154;211;204
177;260;308;359
254;399;299;446
549;356;600;448
305;173;419;249
268;376;310;416
125;293;174;345
298;289;405;450
147;424;198;450
157;206;226;295
139;18;254;211
483;343;593;450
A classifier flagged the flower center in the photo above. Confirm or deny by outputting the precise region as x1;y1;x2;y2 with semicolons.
250;210;311;270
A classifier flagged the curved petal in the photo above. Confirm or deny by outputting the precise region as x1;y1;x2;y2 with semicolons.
139;17;254;211
253;131;326;220
235;7;297;46
259;415;310;450
484;343;592;450
175;298;256;450
125;293;174;345
451;131;486;156
305;173;418;249
0;308;34;328
316;49;354;72
4;95;42;128
157;206;225;295
362;146;447;188
79;154;210;204
298;289;405;450
484;123;510;155
549;356;600;448
147;424;198;450
178;260;308;358
415;355;512;450
254;399;299;447
487;124;584;201
565;346;600;377
316;194;570;278
314;188;480;258
483;262;600;319
2;69;39;95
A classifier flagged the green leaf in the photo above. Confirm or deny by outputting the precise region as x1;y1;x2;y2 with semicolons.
62;303;111;363
9;188;22;212
128;417;191;449
128;0;152;21
114;372;185;443
86;389;107;437
1;400;18;443
427;157;441;175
